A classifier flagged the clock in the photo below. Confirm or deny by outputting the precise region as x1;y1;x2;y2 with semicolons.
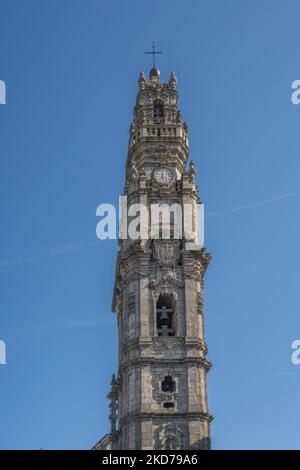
153;166;175;186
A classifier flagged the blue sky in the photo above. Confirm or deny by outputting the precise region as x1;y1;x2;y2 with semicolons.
0;0;300;449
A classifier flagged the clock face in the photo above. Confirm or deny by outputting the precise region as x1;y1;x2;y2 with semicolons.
154;166;175;185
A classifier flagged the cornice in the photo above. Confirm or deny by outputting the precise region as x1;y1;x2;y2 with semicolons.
120;411;214;425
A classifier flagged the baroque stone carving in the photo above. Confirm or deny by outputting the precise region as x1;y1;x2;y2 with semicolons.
149;337;184;353
168;72;177;90
129;162;139;181
155;241;175;265
150;275;183;295
197;292;203;316
155;424;184;450
189;160;196;182
107;374;119;433
153;240;180;269
138;71;146;90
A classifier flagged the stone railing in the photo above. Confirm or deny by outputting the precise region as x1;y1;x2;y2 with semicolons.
129;126;189;149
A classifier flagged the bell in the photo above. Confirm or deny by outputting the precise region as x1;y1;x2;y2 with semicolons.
159;310;169;325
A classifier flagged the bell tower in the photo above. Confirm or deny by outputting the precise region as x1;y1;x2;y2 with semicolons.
94;67;213;450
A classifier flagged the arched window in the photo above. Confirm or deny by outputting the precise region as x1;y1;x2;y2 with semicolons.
153;100;164;120
156;293;175;336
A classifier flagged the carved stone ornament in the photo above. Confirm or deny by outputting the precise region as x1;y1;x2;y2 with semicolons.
155;424;184;450
129;162;139;181
154;240;179;268
149;337;184;353
197;291;203;315
138;71;146;90
150;274;183;293
189;160;196;182
138;144;186;164
157;241;174;264
168;72;177;90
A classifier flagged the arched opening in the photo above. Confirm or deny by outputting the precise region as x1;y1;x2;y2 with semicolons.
156;293;175;336
153;100;164;121
162;376;176;393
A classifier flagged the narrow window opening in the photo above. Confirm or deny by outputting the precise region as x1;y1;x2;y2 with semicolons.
156;294;175;336
163;402;175;408
162;376;176;393
153;101;164;123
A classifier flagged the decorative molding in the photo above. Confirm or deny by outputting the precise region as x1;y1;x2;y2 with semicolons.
150;275;183;293
150;337;184;353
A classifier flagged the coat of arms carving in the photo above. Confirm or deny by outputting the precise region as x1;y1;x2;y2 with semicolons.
154;240;179;268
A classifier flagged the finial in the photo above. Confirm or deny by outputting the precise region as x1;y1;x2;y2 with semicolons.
107;374;119;434
169;72;177;89
138;70;146;90
189;160;196;182
183;121;189;132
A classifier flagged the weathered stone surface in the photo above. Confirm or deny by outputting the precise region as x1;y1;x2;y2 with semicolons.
94;69;212;451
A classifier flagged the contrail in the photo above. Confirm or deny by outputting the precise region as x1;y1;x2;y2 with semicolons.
238;369;298;383
232;191;298;212
0;240;100;267
206;190;299;217
1;190;298;265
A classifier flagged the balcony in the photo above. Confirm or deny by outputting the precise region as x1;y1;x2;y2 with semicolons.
129;125;189;150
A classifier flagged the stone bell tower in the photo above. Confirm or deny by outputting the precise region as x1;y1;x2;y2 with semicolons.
94;67;213;450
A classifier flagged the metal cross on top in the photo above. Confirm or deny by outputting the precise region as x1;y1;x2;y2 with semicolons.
145;41;162;68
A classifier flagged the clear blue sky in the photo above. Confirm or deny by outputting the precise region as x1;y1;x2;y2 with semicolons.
0;0;300;450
